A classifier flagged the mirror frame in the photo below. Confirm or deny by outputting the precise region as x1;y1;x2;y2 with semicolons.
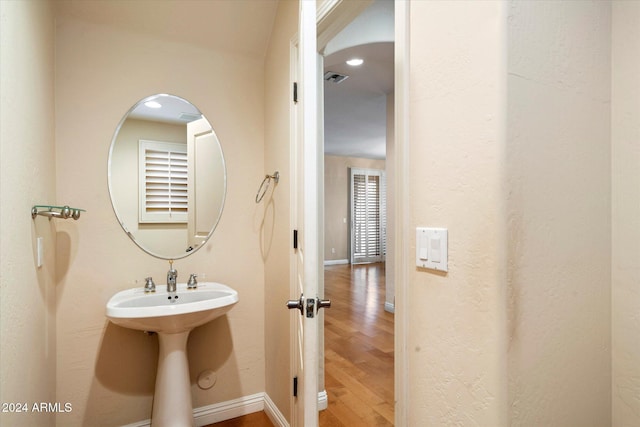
107;93;227;260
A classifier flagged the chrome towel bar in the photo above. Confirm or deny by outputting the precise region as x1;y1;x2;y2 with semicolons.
255;171;279;203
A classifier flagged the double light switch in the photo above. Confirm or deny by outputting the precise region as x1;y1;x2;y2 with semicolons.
416;227;448;272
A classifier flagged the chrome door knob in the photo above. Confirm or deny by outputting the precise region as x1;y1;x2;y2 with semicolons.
317;299;331;310
286;294;304;315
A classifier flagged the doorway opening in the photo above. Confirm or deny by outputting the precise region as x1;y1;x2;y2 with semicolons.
320;1;395;425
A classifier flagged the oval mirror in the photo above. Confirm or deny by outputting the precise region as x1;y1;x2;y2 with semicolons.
108;94;226;260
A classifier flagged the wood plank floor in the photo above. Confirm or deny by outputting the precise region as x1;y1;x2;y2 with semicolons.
207;263;393;427
320;262;394;427
206;410;274;426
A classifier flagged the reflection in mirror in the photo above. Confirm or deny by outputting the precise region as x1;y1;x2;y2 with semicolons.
108;94;226;260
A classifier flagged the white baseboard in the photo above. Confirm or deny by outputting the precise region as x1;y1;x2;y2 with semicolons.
324;259;349;266
264;393;289;427
384;301;395;313
121;392;288;427
194;393;265;426
318;390;328;411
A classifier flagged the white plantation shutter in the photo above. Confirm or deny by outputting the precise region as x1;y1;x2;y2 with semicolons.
380;170;387;258
350;168;386;264
139;140;188;223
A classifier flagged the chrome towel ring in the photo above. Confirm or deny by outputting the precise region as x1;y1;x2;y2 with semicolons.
255;171;280;203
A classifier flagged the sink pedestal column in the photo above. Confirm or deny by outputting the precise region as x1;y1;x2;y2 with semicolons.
152;331;194;427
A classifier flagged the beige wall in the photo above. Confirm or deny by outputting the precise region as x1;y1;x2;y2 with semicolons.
612;2;640;425
406;1;614;425
263;0;298;422
54;15;266;426
0;1;58;426
507;2;612;425
324;155;385;262
407;1;508;424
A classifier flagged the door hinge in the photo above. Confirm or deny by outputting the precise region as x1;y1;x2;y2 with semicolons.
293;229;298;249
293;82;298;103
293;376;298;397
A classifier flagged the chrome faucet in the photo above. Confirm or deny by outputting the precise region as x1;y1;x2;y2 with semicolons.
144;277;156;293
187;273;198;289
167;263;178;293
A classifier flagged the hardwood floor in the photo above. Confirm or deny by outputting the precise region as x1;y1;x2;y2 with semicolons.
205;411;274;426
320;262;394;427
207;263;393;426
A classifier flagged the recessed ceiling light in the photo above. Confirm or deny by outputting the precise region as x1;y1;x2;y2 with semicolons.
144;101;162;109
346;58;364;66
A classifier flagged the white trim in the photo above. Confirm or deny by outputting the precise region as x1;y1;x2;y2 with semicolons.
193;393;264;426
323;259;349;266
119;393;288;427
316;0;372;53
301;1;320;426
384;301;395;314
265;393;290;427
318;390;328;411
394;1;409;426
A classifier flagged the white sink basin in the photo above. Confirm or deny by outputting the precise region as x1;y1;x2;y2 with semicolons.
106;282;238;333
105;281;238;426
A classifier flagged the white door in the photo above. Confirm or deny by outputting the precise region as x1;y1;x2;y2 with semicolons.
289;38;306;427
287;1;324;426
186;117;223;251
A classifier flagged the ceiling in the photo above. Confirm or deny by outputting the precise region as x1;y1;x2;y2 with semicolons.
54;0;279;58
323;0;394;160
323;42;394;160
55;0;393;160
128;94;202;125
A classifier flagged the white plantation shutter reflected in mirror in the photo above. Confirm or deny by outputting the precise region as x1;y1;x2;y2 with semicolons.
139;140;188;223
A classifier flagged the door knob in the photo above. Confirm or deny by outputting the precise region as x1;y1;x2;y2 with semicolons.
317;298;331;310
286;294;304;315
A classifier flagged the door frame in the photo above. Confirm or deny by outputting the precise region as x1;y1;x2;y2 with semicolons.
315;1;409;425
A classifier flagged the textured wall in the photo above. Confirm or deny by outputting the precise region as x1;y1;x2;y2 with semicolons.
0;2;57;426
407;2;614;425
407;2;508;425
507;2;612;425
612;2;640;425
54;16;266;426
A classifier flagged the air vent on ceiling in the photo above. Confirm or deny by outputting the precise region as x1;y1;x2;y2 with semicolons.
324;71;349;84
179;112;202;122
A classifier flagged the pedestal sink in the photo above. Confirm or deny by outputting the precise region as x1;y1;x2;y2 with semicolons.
106;282;238;427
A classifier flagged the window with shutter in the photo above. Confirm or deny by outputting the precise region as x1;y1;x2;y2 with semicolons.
138;140;188;223
350;168;386;264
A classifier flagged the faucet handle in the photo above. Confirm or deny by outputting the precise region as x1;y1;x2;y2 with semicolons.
187;273;198;289
144;277;156;292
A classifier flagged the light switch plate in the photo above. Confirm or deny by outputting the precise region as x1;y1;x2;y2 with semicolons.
416;227;448;272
